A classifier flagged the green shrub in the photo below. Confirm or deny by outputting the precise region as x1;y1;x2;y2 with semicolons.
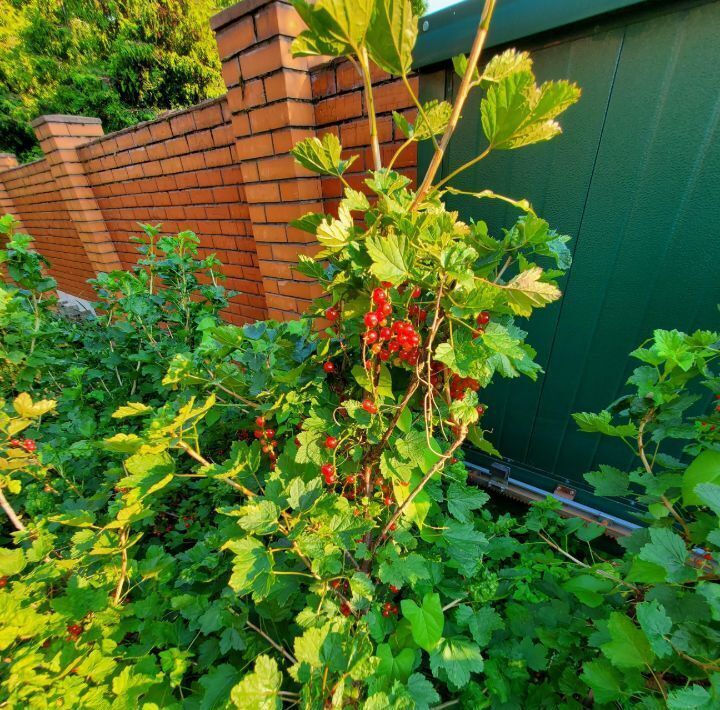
0;2;718;708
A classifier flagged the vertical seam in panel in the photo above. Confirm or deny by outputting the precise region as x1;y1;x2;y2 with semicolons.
522;29;626;467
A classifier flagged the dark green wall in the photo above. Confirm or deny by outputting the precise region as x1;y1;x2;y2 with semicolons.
421;0;720;501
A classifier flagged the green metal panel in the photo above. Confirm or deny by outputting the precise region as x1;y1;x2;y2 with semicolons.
421;0;720;509
415;0;650;68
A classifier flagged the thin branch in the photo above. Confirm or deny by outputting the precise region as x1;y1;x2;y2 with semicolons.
538;532;639;593
371;426;468;553
113;527;129;604
247;619;298;666
412;0;497;208
637;413;691;542
358;48;382;170
0;487;25;531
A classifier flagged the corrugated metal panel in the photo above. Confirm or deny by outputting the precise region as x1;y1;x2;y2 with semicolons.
421;0;720;502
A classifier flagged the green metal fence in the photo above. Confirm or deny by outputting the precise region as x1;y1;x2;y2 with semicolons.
419;0;720;518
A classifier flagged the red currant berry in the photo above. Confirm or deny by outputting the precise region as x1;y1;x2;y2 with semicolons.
321;463;335;477
23;439;36;452
388;341;400;353
325;306;340;321
383;495;393;506
0;577;7;588
364;312;379;328
253;429;264;439
323;361;335;373
411;286;422;298
346;474;356;485
379;349;391;361
365;330;379;344
379;302;393;317
476;311;490;325
340;602;352;617
379;326;392;340
372;288;387;304
264;429;275;439
255;416;265;427
362;399;378;415
389;584;399;594
325;436;338;449
9;439;20;448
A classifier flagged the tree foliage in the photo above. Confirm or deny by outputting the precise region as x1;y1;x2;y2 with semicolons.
0;0;233;162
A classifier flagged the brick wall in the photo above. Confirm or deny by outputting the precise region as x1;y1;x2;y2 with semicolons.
0;0;418;322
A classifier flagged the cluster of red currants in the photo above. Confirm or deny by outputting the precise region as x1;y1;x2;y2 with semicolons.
363;287;423;367
448;374;481;401
67;623;83;639
381;601;399;617
8;438;36;452
253;416;278;468
0;577;7;588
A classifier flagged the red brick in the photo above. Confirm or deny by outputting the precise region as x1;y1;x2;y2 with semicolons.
264;70;312;102
315;92;362;125
255;2;307;40
216;17;256;59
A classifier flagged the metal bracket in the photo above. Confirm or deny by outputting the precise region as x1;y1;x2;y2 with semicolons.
487;461;510;491
553;484;576;501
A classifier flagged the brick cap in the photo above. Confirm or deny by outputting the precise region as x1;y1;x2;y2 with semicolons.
31;114;103;128
0;152;17;158
211;0;282;31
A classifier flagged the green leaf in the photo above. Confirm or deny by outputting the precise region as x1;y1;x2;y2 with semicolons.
230;655;282;710
600;612;654;669
584;465;630;497
429;637;484;689
446;481;489;523
291;133;357;177
401;593;444;652
198;664;242;710
573;410;637;438
159;648;191;688
111;402;152;419
376;643;415;684
0;547;25;576
667;685;714;710
502;267;561;316
463;606;503;648
378;551;431;588
654;329;696;371
636;600;672;658
580;659;629;704
407;673;440;710
481;49;533;86
695;482;720;516
638;527;690;583
395;100;452;141
683;450;720;506
366;230;414;285
227;501;281;536
442;521;488;575
366;0;418;75
562;574;614;608
481;69;580;150
224;538;274;601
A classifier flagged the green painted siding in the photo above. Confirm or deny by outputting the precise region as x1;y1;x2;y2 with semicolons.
421;0;720;503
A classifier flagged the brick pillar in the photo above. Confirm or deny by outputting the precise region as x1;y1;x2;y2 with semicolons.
212;0;323;320
31;115;122;274
0;153;24;229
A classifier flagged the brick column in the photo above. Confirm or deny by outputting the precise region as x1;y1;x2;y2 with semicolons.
31;115;122;274
0;153;24;229
212;0;323;320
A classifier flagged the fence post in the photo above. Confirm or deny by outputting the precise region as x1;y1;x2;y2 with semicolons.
212;0;324;320
31;115;122;275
